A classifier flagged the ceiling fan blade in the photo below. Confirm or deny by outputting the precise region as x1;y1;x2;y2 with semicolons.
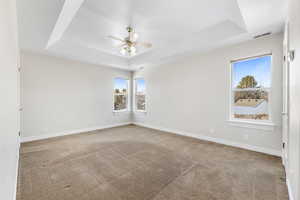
117;43;126;48
136;42;152;48
107;35;124;42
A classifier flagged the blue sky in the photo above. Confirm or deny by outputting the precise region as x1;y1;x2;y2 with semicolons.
114;78;127;90
136;79;146;92
232;56;271;88
114;78;146;91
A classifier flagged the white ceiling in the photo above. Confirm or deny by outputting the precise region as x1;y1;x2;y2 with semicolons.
17;0;287;71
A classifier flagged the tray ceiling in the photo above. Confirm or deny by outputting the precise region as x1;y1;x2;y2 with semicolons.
17;0;287;70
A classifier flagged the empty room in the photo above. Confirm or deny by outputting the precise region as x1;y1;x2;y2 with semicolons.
1;0;300;200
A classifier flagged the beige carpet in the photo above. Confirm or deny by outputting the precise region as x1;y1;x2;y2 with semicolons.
17;125;289;200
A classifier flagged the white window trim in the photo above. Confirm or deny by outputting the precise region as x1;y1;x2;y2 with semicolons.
134;78;147;113
113;77;130;113
227;119;276;131
228;53;275;130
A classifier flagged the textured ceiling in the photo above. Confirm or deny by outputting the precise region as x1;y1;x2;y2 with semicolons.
17;0;287;70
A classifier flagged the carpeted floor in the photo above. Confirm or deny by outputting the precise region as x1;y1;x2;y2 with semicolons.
17;125;289;200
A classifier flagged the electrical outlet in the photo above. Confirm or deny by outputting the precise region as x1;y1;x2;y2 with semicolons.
209;128;215;134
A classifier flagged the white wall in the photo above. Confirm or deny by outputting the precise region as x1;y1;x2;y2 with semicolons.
0;0;20;200
20;52;132;139
286;0;300;199
134;34;283;154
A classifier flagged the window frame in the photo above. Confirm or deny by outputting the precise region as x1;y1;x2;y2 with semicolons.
113;77;130;112
229;53;274;126
134;78;147;112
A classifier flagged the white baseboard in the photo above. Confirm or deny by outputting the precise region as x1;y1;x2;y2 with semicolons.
286;178;295;200
133;122;281;157
21;122;132;143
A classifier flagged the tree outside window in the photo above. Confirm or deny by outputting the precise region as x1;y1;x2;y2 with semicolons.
114;78;128;111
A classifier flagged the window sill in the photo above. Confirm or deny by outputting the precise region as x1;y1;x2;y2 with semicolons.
134;110;147;113
113;109;129;113
227;120;276;131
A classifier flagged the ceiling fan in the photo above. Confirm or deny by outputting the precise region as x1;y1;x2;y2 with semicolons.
108;27;152;56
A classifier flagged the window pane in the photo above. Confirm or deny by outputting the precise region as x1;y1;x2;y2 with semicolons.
114;94;127;110
232;55;271;120
114;78;127;110
136;79;146;111
233;89;269;120
136;94;145;110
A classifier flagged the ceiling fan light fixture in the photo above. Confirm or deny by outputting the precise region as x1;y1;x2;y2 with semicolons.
120;46;136;56
129;46;136;55
109;26;151;57
120;47;127;55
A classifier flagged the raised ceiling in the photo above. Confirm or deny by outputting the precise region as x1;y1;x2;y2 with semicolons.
17;0;287;70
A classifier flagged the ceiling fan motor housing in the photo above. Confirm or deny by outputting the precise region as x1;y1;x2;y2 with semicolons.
127;27;133;33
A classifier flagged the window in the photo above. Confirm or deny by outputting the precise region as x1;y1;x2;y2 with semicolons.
134;78;146;111
113;78;129;111
231;54;272;122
